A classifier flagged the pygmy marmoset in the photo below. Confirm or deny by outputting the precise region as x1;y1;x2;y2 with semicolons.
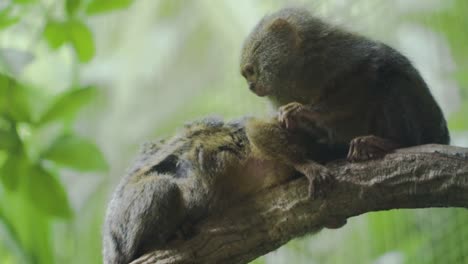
240;8;449;163
103;117;334;264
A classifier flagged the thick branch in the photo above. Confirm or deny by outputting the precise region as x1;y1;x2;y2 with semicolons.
131;144;468;264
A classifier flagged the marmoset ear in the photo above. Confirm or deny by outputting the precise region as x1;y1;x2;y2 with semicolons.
267;18;301;46
268;18;292;31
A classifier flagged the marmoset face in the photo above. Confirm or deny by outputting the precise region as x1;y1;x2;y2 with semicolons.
240;18;300;97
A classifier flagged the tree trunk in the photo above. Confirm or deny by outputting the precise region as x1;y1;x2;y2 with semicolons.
131;144;468;264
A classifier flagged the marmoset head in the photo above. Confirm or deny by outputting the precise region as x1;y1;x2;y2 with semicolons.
240;8;307;97
138;117;249;181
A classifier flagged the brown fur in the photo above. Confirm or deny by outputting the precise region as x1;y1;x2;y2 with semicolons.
240;8;449;158
102;117;299;264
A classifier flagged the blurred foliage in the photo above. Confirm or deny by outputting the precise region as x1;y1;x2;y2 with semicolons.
44;19;94;62
0;71;107;262
0;7;20;30
0;0;134;262
0;72;107;263
0;0;467;264
411;0;468;131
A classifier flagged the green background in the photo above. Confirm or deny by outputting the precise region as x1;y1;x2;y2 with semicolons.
0;0;467;263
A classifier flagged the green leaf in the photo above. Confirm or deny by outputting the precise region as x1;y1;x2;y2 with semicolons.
0;73;10;112
0;129;15;150
42;134;108;172
86;0;133;15
44;19;96;62
68;20;95;62
9;84;32;122
39;86;97;124
13;0;36;4
0;208;30;263
43;21;69;49
0;128;20;151
0;7;20;30
27;164;72;218
0;155;28;190
66;0;82;16
0;75;32;122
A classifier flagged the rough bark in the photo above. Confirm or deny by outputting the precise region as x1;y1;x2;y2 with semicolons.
131;144;468;264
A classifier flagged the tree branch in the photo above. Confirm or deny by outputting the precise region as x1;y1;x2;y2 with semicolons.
131;144;468;264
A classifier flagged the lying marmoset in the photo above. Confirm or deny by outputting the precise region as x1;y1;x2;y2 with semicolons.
102;117;339;264
240;8;449;162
